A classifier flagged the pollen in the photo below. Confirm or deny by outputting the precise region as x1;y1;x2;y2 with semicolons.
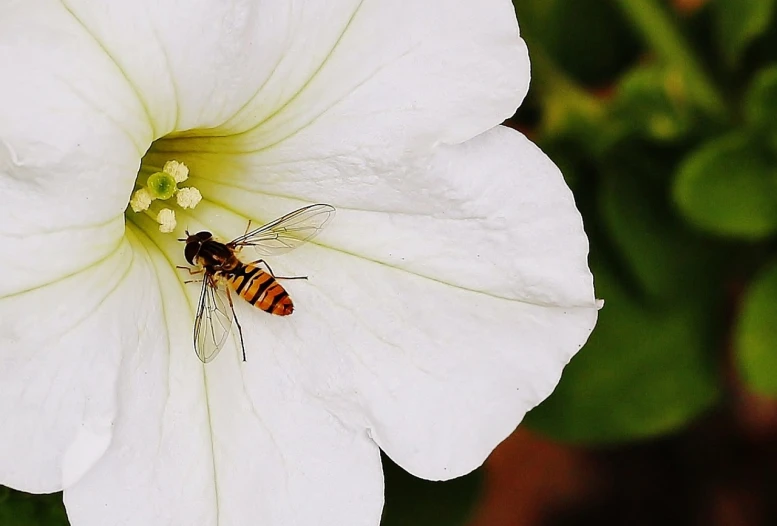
129;187;153;212
176;187;202;209
164;160;189;183
156;208;177;233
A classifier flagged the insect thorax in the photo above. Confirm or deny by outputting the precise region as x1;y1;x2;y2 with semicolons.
197;240;240;271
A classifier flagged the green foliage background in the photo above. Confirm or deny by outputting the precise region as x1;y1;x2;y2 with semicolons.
3;0;777;524
517;0;777;442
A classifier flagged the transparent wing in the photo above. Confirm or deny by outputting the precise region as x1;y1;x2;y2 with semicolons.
229;203;335;256
193;274;234;363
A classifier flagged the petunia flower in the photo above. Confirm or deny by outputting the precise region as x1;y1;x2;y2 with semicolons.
0;1;599;525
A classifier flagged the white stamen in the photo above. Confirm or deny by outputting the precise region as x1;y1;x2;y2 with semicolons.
156;208;177;233
129;188;153;212
176;187;202;209
163;160;189;183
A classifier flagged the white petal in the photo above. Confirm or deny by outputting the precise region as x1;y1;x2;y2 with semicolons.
222;249;596;481
59;0;525;139
185;127;598;479
0;239;145;492
135;0;527;188
64;225;383;526
195;126;594;307
0;2;155;494
0;2;151;294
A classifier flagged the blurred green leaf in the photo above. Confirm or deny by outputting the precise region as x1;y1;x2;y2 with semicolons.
0;488;68;526
673;132;777;239
744;65;777;151
524;263;721;443
714;0;776;65
534;60;609;150
508;30;610;151
613;0;727;118
601;167;721;301
736;260;777;396
381;455;481;526
612;63;694;142
514;0;639;86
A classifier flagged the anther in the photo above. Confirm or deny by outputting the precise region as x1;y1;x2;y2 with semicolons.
156;208;177;233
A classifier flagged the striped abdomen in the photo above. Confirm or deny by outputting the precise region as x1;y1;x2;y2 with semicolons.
222;264;294;316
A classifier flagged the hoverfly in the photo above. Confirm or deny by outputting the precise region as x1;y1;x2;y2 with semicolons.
179;204;335;363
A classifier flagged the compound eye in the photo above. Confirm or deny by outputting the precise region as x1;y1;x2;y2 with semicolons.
184;242;199;265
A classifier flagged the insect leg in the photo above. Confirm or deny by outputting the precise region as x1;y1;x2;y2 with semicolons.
232;220;254;253
225;287;247;362
176;265;205;275
248;259;308;280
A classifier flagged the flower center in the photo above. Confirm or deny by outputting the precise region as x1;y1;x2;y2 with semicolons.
146;171;177;200
126;158;202;234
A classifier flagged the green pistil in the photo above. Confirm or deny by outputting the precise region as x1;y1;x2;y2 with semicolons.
146;171;178;200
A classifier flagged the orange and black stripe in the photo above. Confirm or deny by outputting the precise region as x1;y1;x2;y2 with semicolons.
223;263;294;316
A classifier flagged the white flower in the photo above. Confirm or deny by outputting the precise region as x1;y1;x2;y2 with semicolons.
0;1;599;525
